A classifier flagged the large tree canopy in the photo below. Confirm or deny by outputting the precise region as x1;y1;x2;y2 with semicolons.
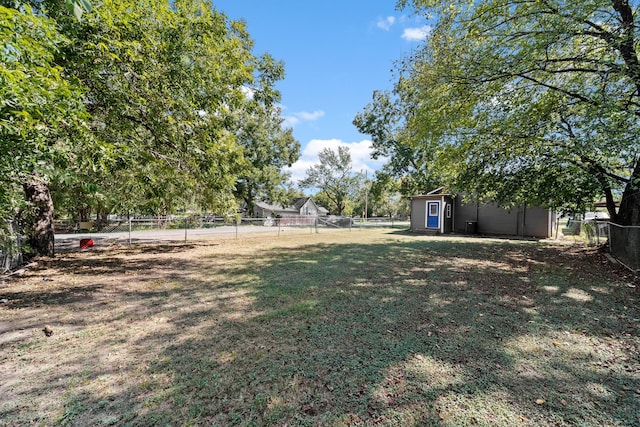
1;0;297;256
361;0;640;224
0;5;90;255
61;0;257;215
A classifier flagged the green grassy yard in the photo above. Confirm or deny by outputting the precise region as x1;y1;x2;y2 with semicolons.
1;229;639;426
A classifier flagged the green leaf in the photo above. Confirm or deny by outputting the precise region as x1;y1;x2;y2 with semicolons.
73;3;83;21
79;0;93;13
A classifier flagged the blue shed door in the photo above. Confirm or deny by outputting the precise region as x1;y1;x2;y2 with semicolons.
426;201;440;229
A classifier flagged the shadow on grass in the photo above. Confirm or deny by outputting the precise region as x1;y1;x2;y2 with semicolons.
2;235;639;426
138;239;639;425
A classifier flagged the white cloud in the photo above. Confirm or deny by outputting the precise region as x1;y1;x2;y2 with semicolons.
376;16;396;31
297;110;325;120
282;110;325;128
401;25;432;41
285;138;388;184
240;85;255;99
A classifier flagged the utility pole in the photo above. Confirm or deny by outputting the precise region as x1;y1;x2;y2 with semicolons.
365;169;368;222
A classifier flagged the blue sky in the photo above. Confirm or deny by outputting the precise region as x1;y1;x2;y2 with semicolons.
212;1;429;184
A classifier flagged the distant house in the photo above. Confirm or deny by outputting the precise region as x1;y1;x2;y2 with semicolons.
410;188;555;238
253;197;328;218
293;197;321;216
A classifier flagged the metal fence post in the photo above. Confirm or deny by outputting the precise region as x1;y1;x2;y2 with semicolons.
184;214;188;243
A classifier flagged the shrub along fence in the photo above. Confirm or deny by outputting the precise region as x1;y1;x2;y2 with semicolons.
608;223;640;272
560;219;609;245
583;220;610;246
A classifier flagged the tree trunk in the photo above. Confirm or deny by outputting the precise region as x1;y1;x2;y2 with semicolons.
593;170;620;223
23;178;55;257
243;193;255;218
613;0;640;226
615;160;640;226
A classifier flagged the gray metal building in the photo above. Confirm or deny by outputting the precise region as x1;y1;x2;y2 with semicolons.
410;188;555;238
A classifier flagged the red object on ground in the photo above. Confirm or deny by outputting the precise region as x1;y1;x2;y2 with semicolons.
79;238;94;249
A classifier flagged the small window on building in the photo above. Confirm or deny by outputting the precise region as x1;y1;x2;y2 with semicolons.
429;203;438;216
446;204;452;218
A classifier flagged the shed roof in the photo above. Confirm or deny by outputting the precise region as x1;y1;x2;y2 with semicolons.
293;197;312;210
410;187;452;199
255;201;298;214
426;187;450;195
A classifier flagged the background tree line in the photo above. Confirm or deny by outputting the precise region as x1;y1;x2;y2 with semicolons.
298;146;408;219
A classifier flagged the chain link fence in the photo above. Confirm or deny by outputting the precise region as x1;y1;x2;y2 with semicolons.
1;220;23;274
18;213;640;274
51;215;410;251
564;219;640;273
55;215;410;233
608;223;640;273
559;218;609;246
